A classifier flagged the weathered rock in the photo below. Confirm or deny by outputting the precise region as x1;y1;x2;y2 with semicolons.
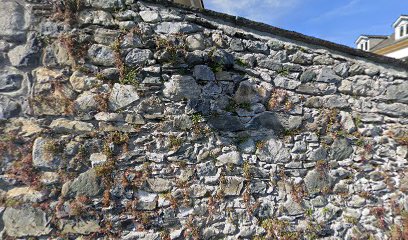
377;102;408;117
0;97;21;119
274;75;301;90
109;83;140;111
304;169;333;195
0;0;28;41
340;111;356;133
135;191;157;210
3;206;51;237
32;137;62;170
147;178;172;193
247;112;284;133
0;67;25;92
257;138;291;163
125;48;153;66
69;71;102;92
208;114;244;132
8;33;41;67
87;0;123;9
61;169;101;198
331;138;353;161
79;10;115;26
88;44;116;66
385;82;408;103
163;75;201;101
186;34;205;50
317;67;342;83
193;65;215;81
220;176;244;196
155;22;200;34
90;153;108;167
234;80;262;104
60;219;101;234
140;10;161;23
50;118;94;133
216;151;242;166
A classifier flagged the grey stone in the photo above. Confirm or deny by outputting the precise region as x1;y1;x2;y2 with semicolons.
88;44;116;66
339;76;379;97
340;111;356;133
239;138;256;154
334;63;349;77
300;70;316;83
0;97;21;119
244;40;269;54
49;118;94;133
32;137;61;170
193;65;215;81
234;80;262;104
125;48;153;66
274;76;301;90
78;10;115;26
257;138;291;163
308;147;328;161
258;59;282;71
385;82;408;103
135;191;157;210
247;112;284;133
109;83;140;111
296;82;337;95
0;0;28;41
208;114;245;132
61;169;101;198
8;33;41;67
3;206;51;237
331;138;353;161
163;75;201;101
284;197;304;215
220;176;244;196
0;67;24;92
186;34;205;50
317;67;342;83
190;184;208;198
230;38;244;51
69;71;102;92
90;153;108;167
147;178;172;193
155;22;200;34
94;29;121;45
196;161;217;176
61;219;101;234
377;102;408;117
74;91;99;113
304;169;333;195
216;151;243;166
139;10;161;22
87;0;123;9
313;55;335;65
212;49;235;68
291;52;312;65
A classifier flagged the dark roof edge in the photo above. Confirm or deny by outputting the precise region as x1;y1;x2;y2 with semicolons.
143;0;408;70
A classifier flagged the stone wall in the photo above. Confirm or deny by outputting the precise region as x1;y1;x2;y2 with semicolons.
0;0;407;239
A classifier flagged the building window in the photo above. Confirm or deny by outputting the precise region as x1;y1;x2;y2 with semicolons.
401;26;405;37
365;41;368;51
406;24;408;35
360;43;364;50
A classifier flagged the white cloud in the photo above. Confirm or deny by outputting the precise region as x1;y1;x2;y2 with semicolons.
205;0;300;23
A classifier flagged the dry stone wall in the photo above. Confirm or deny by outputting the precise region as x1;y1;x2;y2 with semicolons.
0;0;408;239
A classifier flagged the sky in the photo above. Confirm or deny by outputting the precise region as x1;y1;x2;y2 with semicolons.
204;0;408;47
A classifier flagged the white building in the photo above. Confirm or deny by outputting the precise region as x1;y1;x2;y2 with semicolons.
355;15;408;61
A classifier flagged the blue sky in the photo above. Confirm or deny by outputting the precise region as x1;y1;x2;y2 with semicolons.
204;0;407;47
